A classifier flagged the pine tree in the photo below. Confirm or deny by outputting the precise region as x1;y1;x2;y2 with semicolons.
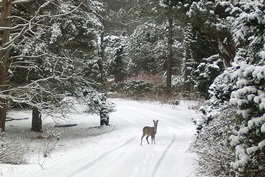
184;1;234;97
193;0;265;176
0;0;114;131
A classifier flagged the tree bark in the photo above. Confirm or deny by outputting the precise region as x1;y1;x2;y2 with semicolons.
206;35;232;67
183;45;191;92
95;2;108;93
166;4;173;88
0;0;12;132
31;107;42;132
98;30;107;93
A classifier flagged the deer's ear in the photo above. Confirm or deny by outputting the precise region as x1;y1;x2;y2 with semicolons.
156;120;159;123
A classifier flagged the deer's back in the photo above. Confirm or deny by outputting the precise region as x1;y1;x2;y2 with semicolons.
143;126;155;135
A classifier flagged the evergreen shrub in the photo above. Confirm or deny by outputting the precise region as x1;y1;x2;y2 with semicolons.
124;80;153;98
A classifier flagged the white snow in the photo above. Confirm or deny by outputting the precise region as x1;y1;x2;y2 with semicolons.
262;124;265;133
0;99;201;177
246;146;259;155
229;135;239;147
232;145;250;169
258;139;265;149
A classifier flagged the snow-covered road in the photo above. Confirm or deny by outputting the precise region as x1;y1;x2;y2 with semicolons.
1;99;200;177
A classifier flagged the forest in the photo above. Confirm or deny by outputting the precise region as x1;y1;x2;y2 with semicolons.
0;0;264;176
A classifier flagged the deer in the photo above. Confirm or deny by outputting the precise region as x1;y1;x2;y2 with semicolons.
140;120;159;146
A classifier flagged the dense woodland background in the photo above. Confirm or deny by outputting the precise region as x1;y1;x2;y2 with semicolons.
0;0;264;176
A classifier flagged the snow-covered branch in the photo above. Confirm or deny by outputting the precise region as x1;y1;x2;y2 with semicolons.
0;0;33;3
0;1;82;52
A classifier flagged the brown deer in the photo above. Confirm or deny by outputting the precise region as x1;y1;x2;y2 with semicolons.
140;120;159;145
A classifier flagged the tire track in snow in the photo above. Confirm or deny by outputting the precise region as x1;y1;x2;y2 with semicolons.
115;106;178;177
67;137;135;177
118;102;181;177
150;131;176;177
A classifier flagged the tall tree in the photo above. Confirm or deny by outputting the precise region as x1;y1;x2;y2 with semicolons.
166;2;173;87
1;0;112;132
183;1;234;97
0;0;12;132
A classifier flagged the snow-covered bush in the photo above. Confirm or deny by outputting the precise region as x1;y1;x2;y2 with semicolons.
0;132;26;164
128;22;183;75
195;50;265;176
38;126;62;158
191;104;236;176
83;91;116;126
220;1;265;175
125;73;165;86
84;91;115;114
228;50;265;176
191;54;224;98
191;65;237;176
128;22;167;74
124;80;154;99
192;0;265;176
105;35;130;82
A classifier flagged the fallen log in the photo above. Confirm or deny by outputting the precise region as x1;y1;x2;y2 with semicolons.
6;117;29;121
55;124;77;128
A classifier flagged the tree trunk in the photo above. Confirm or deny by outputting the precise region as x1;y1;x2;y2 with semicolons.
100;106;109;126
0;0;12;132
0;104;8;132
31;107;42;132
183;45;191;92
206;35;232;67
98;30;107;93
166;4;173;88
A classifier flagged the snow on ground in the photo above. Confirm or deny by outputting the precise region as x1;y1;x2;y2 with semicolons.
0;99;201;177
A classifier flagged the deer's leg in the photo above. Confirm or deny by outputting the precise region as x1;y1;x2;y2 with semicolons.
154;136;155;144
146;136;149;144
141;134;145;146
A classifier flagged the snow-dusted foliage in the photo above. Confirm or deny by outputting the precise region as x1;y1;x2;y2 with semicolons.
83;91;115;115
191;64;237;176
0;132;26;164
191;54;224;98
183;0;232;96
124;80;153;99
195;49;265;176
128;22;168;74
227;0;264;59
128;22;183;75
11;0;104;99
0;0;115;132
83;91;116;125
219;1;264;175
191;103;236;176
7;1;74;110
193;0;265;176
104;35;130;82
228;50;265;176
